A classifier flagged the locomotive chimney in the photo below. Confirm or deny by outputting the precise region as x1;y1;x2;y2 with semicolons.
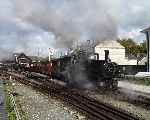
94;53;99;60
104;50;109;62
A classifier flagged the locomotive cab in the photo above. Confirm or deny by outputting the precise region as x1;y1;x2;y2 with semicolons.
86;59;118;89
88;50;118;89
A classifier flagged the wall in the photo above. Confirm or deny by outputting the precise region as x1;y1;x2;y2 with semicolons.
118;65;147;75
95;47;137;65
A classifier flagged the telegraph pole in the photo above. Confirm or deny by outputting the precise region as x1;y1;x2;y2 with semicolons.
141;27;150;72
49;48;52;61
37;48;40;57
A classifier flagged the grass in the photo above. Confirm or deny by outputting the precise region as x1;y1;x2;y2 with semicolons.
5;94;16;120
122;76;150;86
4;81;16;120
4;80;28;120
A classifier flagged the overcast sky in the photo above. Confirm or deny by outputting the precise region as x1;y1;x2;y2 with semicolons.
0;0;150;59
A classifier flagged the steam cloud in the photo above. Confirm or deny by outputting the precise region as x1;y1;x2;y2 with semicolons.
1;0;150;59
0;18;52;60
14;0;118;48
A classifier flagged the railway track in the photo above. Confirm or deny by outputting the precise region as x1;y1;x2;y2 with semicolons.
117;88;150;108
59;90;139;120
6;72;140;120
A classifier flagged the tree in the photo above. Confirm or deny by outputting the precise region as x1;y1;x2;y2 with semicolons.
117;38;146;58
117;38;136;48
140;40;147;53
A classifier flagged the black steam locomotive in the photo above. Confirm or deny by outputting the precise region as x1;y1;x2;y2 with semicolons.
12;49;119;89
51;50;119;89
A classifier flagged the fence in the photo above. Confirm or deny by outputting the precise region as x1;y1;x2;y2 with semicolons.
9;93;21;120
118;65;147;75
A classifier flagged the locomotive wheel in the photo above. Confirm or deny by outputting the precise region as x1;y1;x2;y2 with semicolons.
98;79;118;90
104;62;118;77
112;79;118;90
107;79;118;90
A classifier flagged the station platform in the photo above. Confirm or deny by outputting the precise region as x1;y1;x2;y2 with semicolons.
0;80;8;120
135;72;150;78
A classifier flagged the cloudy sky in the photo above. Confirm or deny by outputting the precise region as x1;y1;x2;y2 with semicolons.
0;0;150;59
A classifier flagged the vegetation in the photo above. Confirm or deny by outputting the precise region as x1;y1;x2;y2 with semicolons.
124;77;150;86
117;38;147;59
4;81;16;120
5;94;16;120
4;80;27;120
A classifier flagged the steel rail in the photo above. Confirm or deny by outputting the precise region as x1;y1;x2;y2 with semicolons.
6;72;140;120
73;91;137;118
67;92;139;120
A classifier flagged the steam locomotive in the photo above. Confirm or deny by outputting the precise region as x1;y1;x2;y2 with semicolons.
13;50;119;89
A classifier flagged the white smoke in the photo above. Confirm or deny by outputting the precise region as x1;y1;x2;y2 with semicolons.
14;0;118;48
0;18;52;60
1;0;149;59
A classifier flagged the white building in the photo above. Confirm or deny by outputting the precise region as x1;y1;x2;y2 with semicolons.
95;40;137;65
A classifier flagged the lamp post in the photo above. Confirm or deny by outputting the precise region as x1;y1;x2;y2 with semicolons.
141;27;150;72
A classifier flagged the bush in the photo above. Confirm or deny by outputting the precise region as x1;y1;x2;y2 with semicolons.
5;95;16;120
144;79;150;86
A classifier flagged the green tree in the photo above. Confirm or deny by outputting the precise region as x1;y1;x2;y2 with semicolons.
117;38;146;57
140;40;147;53
117;38;136;47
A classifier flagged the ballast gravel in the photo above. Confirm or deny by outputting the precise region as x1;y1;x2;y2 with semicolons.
118;81;150;94
12;81;87;120
85;81;150;120
9;78;150;120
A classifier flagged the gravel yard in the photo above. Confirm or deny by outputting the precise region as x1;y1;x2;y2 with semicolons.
85;90;150;120
118;81;150;94
6;76;150;120
12;81;87;120
84;80;150;120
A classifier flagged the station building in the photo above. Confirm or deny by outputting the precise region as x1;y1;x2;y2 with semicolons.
95;40;137;65
95;40;146;74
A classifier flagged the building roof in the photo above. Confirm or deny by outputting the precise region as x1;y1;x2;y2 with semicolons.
96;40;124;49
28;56;44;62
17;53;32;62
141;27;150;33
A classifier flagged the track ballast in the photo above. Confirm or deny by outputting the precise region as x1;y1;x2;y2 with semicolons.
6;72;139;120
